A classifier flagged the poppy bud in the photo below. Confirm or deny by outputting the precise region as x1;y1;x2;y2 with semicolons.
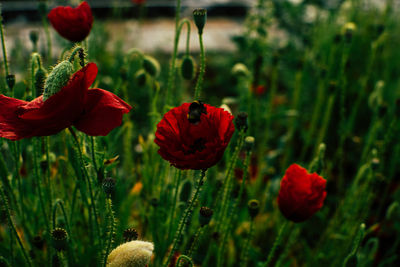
107;240;154;267
247;199;260;219
135;70;147;87
123;228;139;242
32;235;45;250
199;206;213;226
235;112;248;132
386;201;400;221
232;63;249;78
29;31;39;46
51;228;68;251
35;68;47;97
102;177;116;196
6;75;15;90
193;8;207;35
181;56;196;80
43;60;73;101
343;22;356;43
179;180;192;203
244;136;255;152
142;56;160;77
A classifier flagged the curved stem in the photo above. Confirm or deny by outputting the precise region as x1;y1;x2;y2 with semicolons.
265;221;289;267
68;46;84;62
52;199;71;235
163;169;207;267
194;33;205;99
176;255;194;267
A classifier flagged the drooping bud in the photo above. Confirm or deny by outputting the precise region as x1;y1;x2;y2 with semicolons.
232;63;249;78
199;206;213;226
102;177;116;196
43;60;73;101
35;68;47;97
123;228;139;242
386;201;400;221
244;136;255;152
135;70;147;87
247;199;260;219
106;240;154;267
6;75;15;90
181;56;196;80
51;228;68;251
235;112;248;132
179;179;192;203
142;55;160;77
193;8;207;35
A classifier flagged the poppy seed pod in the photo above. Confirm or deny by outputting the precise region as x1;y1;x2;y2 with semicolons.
43;60;73;101
29;31;39;46
6;75;15;90
181;56;196;80
102;177;116;196
232;63;249;78
123;228;139;242
244;136;255;152
51;228;68;251
247;199;260;219
142;56;160;77
199;207;213;226
235;112;248;132
193;8;207;35
107;240;154;267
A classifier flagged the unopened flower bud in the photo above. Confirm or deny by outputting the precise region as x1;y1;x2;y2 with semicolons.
343;22;356;43
107;240;154;267
32;235;45;250
142;56;160;77
247;199;260;219
35;68;47;97
179;180;192;203
135;70;147;87
181;56;196;80
29;31;39;46
51;228;68;251
199;206;213;226
123;228;139;242
244;136;255;152
102;177;116;196
43;60;73;101
232;63;249;78
6;75;15;90
193;8;207;35
235;112;248;132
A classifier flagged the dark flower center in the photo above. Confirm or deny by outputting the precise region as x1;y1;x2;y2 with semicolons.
184;138;206;155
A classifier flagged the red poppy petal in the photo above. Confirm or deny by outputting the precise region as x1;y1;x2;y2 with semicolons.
74;89;131;136
0;95;32;140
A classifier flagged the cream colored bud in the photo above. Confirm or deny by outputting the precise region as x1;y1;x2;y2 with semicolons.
107;240;154;267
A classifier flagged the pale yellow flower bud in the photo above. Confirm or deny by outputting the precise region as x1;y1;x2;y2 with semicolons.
107;240;154;267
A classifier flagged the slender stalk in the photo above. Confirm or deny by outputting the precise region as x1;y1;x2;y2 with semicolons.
194;33;205;99
187;226;203;258
0;186;32;267
264;221;289;267
52;199;71;235
240;219;254;267
167;169;182;242
103;198;115;267
90;136;99;174
0;7;9;77
163;169;207;267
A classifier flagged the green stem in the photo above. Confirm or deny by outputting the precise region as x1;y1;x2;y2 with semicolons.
187;226;203;258
0;186;32;267
68;46;84;63
52;199;71;235
314;93;336;155
240;219;254;267
265;221;289;267
103;198;115;267
90;136;99;174
194;33;205;99
0;8;9;77
163;169;207;267
176;255;194;267
167;169;182;242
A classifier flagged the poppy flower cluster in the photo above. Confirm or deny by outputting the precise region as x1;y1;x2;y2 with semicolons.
154;102;235;170
277;164;327;222
48;1;93;42
0;63;131;141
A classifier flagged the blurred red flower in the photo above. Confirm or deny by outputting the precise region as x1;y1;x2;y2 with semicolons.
253;85;267;96
131;0;146;4
0;63;131;141
155;102;235;170
277;164;327;222
48;1;93;42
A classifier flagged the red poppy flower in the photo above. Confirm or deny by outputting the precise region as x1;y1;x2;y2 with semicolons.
48;1;93;42
252;85;266;96
0;63;131;141
154;102;235;170
277;164;327;222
